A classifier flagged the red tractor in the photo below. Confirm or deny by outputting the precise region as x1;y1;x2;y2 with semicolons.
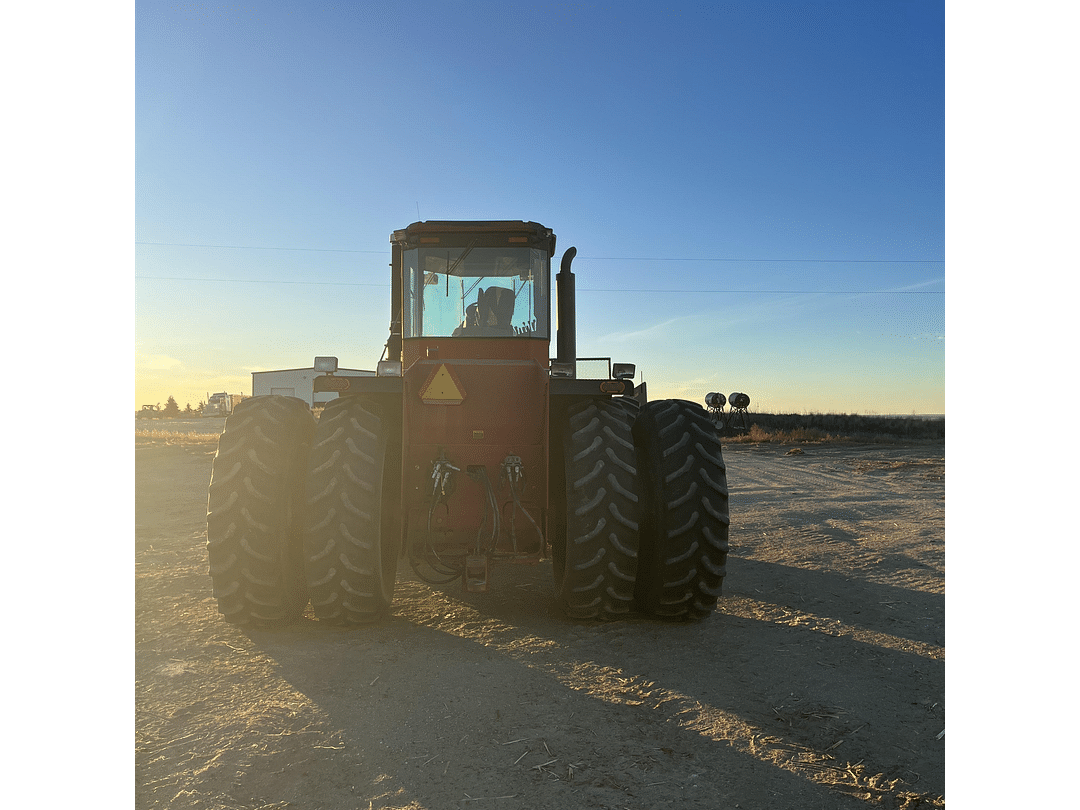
207;221;728;625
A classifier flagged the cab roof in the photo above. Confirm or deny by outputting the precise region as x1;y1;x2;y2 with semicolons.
390;220;556;255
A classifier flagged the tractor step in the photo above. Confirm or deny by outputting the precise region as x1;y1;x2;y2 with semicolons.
464;555;490;592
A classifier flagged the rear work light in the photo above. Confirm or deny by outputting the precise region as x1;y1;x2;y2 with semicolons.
550;361;575;378
378;360;403;377
314;356;339;373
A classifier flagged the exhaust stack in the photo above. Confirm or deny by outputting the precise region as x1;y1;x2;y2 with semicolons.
556;246;577;366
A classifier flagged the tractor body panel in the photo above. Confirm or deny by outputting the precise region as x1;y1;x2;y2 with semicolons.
401;347;549;560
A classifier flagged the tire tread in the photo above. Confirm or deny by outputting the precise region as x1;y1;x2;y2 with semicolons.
555;399;642;619
206;396;314;626
633;399;729;620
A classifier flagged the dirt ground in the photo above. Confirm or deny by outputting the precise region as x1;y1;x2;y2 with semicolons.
135;419;944;809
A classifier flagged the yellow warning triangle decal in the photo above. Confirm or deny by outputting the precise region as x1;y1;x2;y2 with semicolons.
419;364;465;404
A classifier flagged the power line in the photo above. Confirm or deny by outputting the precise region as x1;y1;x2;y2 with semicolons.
135;275;387;287
134;275;942;294
136;241;386;254
577;257;943;264
135;240;943;264
578;289;941;295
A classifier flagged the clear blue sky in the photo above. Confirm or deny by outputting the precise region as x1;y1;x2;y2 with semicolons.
135;0;944;414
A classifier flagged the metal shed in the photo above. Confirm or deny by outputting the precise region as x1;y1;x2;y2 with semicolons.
251;366;375;407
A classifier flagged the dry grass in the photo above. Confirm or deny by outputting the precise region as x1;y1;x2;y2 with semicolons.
726;425;833;444
136;429;221;445
722;413;944;445
724;426;940;445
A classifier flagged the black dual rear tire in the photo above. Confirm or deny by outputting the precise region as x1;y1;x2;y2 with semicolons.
206;396;316;626
302;397;400;624
633;399;730;620
553;398;642;619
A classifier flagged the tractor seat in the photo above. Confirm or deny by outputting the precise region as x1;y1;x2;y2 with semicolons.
477;286;515;336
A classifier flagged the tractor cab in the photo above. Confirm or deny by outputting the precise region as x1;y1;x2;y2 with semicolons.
391;221;554;369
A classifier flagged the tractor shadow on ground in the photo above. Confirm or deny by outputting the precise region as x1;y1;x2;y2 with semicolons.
238;559;944;808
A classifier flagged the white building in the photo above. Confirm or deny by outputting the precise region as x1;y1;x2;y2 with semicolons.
251;366;376;408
